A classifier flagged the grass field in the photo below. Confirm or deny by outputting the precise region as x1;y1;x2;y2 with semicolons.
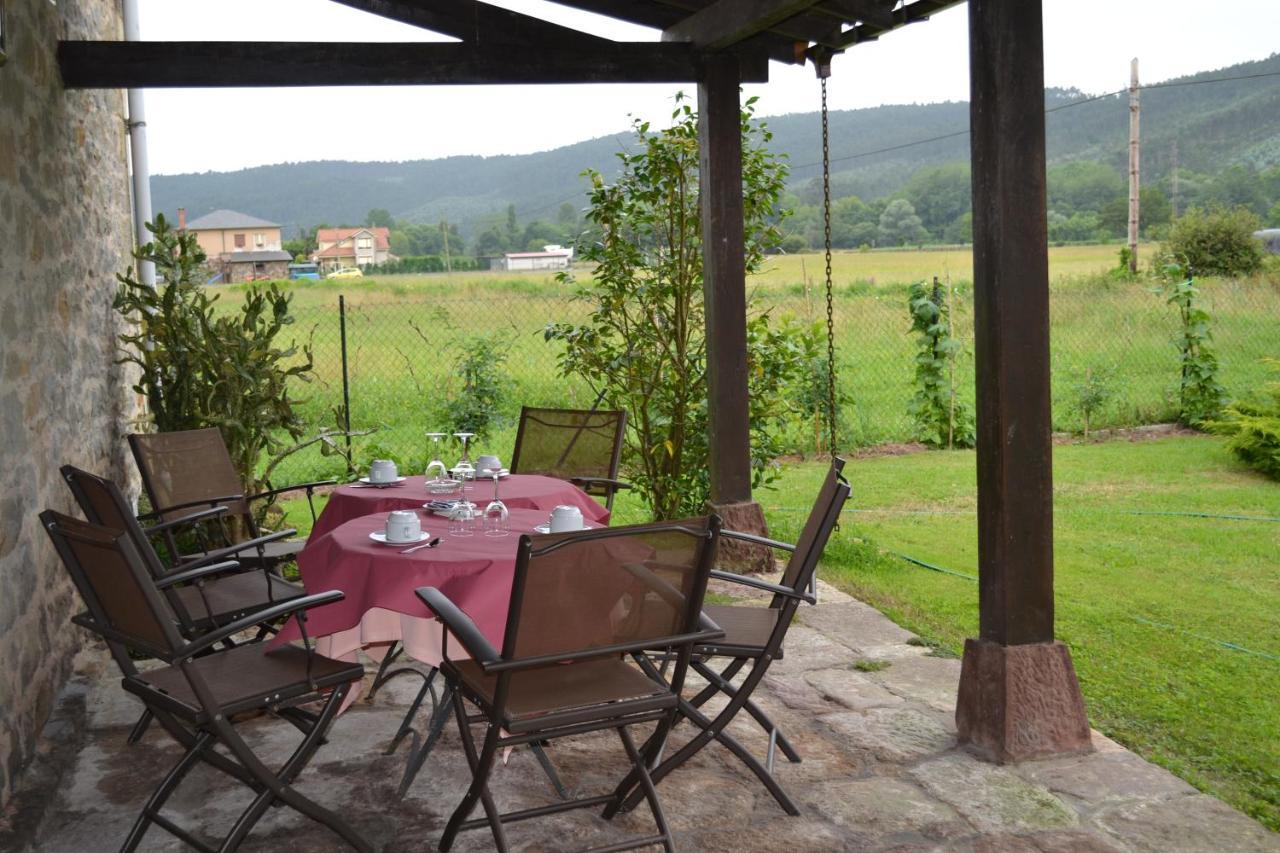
281;434;1280;831
238;245;1280;486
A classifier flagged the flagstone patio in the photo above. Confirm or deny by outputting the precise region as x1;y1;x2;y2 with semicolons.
5;579;1277;853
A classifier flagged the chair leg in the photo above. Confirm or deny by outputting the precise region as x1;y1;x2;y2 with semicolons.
691;659;801;764
212;683;372;853
126;708;154;744
366;641;404;700
397;683;454;798
617;726;675;852
121;730;214;853
439;694;508;852
529;742;570;800
385;667;439;756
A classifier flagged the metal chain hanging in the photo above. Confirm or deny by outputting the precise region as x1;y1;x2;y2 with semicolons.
818;62;838;455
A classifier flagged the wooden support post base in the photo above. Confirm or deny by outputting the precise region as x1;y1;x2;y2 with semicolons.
955;638;1092;763
706;499;774;574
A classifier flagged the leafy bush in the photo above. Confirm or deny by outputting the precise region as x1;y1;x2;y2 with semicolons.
906;278;974;448
1069;365;1116;438
365;255;480;275
1209;359;1280;480
546;95;814;519
1163;205;1265;277
1160;265;1226;426
442;336;508;442
114;215;314;495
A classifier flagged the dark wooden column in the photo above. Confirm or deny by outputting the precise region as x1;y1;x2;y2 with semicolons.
955;0;1091;762
698;53;770;565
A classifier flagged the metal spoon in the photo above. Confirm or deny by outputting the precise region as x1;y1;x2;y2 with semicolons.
400;537;441;555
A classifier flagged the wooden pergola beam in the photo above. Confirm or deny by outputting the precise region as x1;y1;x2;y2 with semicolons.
663;0;825;49
56;40;770;88
329;0;613;48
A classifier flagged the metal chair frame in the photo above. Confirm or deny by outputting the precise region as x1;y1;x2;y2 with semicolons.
610;458;851;818
41;511;370;853
417;517;723;852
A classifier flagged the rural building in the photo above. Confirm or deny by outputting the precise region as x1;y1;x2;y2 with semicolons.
1253;228;1280;254
497;244;575;271
223;249;293;283
313;226;393;272
182;208;283;257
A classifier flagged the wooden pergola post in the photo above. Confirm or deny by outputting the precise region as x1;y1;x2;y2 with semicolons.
698;53;771;566
955;0;1092;762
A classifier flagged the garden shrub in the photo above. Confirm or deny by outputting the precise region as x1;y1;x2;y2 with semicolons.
1163;205;1265;277
906;278;973;449
1160;265;1226;426
1209;359;1280;480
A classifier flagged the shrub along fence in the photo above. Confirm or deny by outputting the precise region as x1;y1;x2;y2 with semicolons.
265;272;1280;486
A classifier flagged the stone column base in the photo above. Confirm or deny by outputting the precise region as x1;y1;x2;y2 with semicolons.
705;499;774;574
955;638;1093;763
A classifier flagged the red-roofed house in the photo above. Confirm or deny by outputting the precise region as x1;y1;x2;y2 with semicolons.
312;226;393;272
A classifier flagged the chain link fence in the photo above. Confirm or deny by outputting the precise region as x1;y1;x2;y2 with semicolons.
267;268;1280;485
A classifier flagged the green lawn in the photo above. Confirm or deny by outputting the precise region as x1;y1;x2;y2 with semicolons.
235;247;1280;487
746;435;1278;832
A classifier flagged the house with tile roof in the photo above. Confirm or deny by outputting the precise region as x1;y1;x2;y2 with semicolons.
181;208;284;260
312;226;393;272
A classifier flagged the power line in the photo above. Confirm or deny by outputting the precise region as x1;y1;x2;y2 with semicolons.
788;68;1280;173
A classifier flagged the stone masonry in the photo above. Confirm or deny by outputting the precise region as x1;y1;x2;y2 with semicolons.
0;0;135;808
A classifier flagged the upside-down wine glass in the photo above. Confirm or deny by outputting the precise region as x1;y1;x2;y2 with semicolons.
453;431;477;510
424;432;448;483
481;465;508;537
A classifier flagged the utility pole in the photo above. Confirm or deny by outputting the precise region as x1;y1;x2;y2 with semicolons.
1127;58;1140;275
441;219;452;273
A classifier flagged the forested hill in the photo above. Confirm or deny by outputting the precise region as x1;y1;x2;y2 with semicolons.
152;52;1280;238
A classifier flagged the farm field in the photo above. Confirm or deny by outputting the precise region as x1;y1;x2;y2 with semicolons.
281;434;1280;832
233;245;1280;486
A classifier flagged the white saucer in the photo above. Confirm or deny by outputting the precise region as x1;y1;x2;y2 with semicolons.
359;476;407;486
369;531;430;545
533;522;596;534
473;468;510;480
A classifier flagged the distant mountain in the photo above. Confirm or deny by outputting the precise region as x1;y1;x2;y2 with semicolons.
151;53;1280;239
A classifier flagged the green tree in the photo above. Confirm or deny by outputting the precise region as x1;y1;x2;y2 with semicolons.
546;95;814;519
1164;205;1265;277
903;162;971;238
365;208;395;229
878;198;928;246
1048;162;1125;215
505;204;520;249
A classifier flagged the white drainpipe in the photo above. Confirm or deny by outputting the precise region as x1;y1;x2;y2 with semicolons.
122;0;155;286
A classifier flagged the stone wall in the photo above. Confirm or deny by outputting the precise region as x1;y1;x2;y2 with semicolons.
0;0;134;807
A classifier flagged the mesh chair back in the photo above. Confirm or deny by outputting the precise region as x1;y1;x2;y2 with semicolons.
129;428;249;522
61;465;168;580
504;518;718;662
41;510;184;660
779;458;851;594
510;407;626;482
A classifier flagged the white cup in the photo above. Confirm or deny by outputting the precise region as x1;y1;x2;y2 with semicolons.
385;510;421;543
549;504;584;533
369;459;398;483
475;454;502;474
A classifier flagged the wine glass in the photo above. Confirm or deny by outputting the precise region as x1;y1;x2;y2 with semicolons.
453;431;477;508
481;465;508;537
424;432;448;483
449;502;477;537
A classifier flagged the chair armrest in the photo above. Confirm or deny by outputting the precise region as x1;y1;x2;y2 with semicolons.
154;560;242;589
709;569;816;605
246;480;337;502
178;528;298;569
141;505;229;536
719;529;796;553
179;590;344;658
486;628;725;673
416;587;501;666
138;495;245;519
569;476;633;492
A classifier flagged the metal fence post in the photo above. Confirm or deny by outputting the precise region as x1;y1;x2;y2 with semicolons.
339;294;352;455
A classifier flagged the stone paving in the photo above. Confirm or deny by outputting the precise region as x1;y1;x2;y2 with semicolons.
6;579;1278;853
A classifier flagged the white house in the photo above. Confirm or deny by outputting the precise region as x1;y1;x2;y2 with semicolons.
498;244;574;271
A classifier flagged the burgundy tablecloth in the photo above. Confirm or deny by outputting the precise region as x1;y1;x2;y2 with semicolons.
308;474;609;540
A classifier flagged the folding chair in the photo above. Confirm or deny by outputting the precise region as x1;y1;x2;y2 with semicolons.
510;406;632;510
62;464;309;743
417;516;723;852
41;510;370;853
611;457;850;817
128;428;333;572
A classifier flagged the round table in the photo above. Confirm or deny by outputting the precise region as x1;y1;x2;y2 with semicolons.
308;474;610;540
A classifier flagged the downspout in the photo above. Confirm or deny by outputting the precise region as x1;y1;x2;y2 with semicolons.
123;0;154;286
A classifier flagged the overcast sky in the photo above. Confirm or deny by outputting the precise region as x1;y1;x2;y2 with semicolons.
137;0;1280;175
